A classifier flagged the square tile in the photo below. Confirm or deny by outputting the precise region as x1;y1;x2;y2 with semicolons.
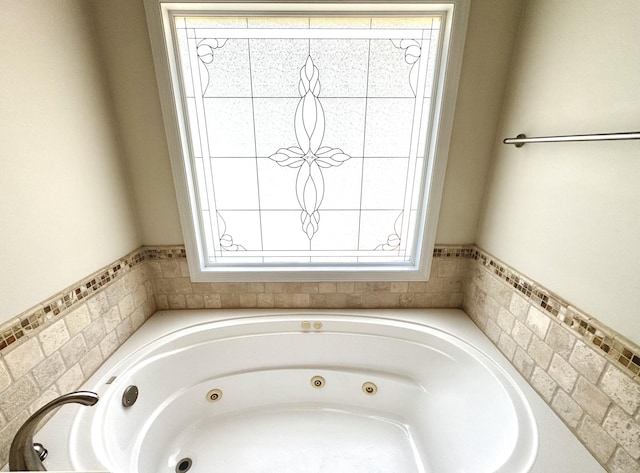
261;210;313;251
200;38;252;97
249;39;309;97
368;39;416;98
310;210;360;250
256;157;300;210
210;158;260;210
203;98;255;157
214;210;262;251
321;98;367;158
361;157;409;209
358;210;405;251
364;98;415;157
319;157;363;210
253;98;299;157
309;39;369;97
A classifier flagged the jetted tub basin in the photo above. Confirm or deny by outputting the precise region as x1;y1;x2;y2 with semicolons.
34;309;606;473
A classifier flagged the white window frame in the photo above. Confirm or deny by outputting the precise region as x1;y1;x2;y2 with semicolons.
144;0;470;282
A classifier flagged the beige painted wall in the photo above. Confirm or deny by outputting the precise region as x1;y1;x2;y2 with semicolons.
88;0;522;246
478;0;640;344
88;0;183;245
0;0;140;324
436;0;523;243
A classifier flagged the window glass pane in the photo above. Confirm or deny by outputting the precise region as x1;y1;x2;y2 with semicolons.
174;15;441;266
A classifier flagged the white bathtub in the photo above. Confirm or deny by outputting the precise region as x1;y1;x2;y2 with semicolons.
35;309;605;473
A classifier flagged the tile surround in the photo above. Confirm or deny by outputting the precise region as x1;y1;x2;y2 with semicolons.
0;244;638;472
0;249;157;465
465;249;640;379
150;252;467;311
464;248;640;473
0;249;147;351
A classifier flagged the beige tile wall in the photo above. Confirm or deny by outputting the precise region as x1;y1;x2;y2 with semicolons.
464;249;640;473
150;256;468;311
0;256;156;466
1;244;638;472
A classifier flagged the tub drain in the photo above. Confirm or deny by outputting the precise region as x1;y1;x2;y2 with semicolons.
175;457;192;473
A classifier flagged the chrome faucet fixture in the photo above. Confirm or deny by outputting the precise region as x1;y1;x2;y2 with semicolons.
9;391;99;471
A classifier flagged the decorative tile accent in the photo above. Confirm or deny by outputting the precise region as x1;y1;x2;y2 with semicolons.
464;247;640;473
432;246;476;259
0;248;145;352
4;244;637;379
0;244;471;354
0;253;156;466
467;247;640;379
144;246;187;260
0;247;185;354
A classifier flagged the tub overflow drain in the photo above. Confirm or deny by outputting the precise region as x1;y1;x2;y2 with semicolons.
362;382;377;395
122;385;139;407
206;388;223;402
311;376;325;388
176;457;192;473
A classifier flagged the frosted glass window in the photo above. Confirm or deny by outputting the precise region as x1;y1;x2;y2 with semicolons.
174;16;441;266
145;0;469;280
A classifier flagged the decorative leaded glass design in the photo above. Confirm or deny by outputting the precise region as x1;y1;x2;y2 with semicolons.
174;16;441;266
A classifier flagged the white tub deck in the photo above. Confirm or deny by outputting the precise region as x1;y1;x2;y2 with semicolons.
31;309;605;473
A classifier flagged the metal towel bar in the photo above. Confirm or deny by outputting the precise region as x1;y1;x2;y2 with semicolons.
503;131;640;147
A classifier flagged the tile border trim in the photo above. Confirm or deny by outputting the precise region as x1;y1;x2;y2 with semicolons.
469;247;640;380
1;244;638;380
2;245;445;353
0;246;183;353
